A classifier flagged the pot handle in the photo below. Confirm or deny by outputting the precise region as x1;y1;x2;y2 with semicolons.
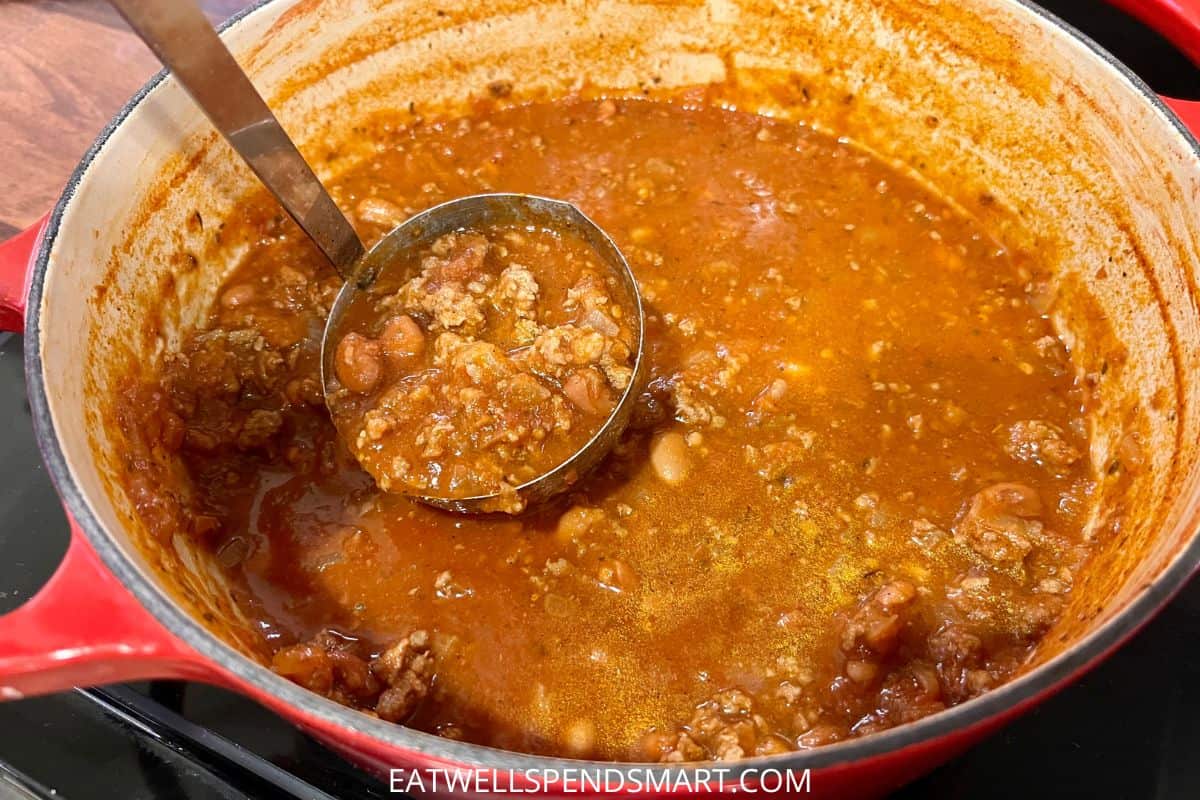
0;519;214;699
0;218;219;697
1109;0;1200;66
0;215;47;334
1108;0;1200;138
1163;96;1200;138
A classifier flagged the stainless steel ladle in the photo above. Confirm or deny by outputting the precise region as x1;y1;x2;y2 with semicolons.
111;0;646;514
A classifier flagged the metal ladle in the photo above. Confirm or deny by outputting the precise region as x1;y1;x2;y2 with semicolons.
111;0;646;514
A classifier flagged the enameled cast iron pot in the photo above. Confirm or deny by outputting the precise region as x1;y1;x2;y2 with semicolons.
1;0;1199;795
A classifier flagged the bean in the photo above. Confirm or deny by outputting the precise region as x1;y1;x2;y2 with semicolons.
597;558;639;593
650;430;690;484
630;226;655;244
755;735;793;756
797;724;843;748
556;506;607;544
845;659;879;684
380;314;426;364
219;283;257;309
335;333;383;394
355;196;404;227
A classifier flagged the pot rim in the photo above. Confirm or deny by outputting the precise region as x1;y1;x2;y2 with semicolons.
23;0;1200;779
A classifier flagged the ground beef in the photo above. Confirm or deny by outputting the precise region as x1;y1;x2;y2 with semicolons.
427;231;489;282
927;623;993;702
494;264;540;319
236;408;284;450
839;579;918;658
946;571;1063;640
174;328;286;397
746;440;813;486
849;663;946;736
355;196;405;228
400;277;487;332
953;483;1044;571
526;322;633;391
270;631;382;707
667;346;748;429
650;690;792;762
371;630;437;723
1004;419;1081;471
671;380;716;427
271;630;435;723
564;270;613;313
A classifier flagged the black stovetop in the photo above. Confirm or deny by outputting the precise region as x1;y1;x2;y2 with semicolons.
1;3;1198;797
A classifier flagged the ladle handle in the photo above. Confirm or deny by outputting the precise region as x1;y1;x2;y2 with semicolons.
108;0;364;277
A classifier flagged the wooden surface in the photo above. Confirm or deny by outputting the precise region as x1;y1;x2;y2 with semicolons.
1;1;1192;243
0;0;251;239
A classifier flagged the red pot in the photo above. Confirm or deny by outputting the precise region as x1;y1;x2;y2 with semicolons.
1;0;1199;796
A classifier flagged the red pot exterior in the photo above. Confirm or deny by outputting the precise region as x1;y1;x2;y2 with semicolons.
0;522;213;698
1110;0;1200;64
0;215;44;333
0;0;1198;796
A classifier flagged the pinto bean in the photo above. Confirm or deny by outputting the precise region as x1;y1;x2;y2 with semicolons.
597;558;639;593
356;196;405;227
650;430;690;484
797;724;844;748
557;505;607;543
380;314;426;364
219;283;257;309
755;735;793;756
845;659;879;684
335;333;383;394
